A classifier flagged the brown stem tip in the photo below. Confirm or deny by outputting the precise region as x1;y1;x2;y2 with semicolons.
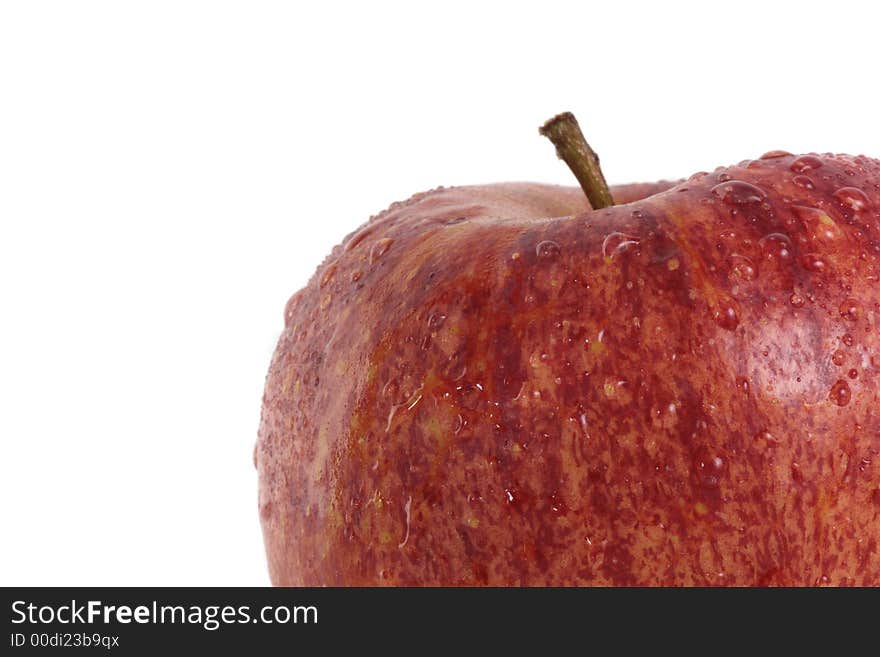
539;112;615;210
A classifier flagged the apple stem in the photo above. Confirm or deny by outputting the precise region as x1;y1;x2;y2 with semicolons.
539;112;615;209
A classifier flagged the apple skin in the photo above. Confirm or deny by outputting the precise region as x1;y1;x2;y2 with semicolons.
256;155;880;586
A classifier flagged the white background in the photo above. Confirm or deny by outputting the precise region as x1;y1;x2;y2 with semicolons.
2;1;879;585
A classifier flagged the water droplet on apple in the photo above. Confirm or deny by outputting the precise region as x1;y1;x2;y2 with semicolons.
369;237;394;264
427;312;447;330
754;430;775;443
710;180;767;205
759;233;794;263
440;352;467;382
693;448;725;488
284;291;302;325
832;350;846;366
792;175;814;189
839;298;861;322
789;292;805;308
760;150;792;160
601;232;640;259
350;270;363;282
833;186;871;212
842;333;855;347
578;413;590;439
792;205;839;241
456;383;485;410
800;253;827;273
712;301;739;331
536;240;561;259
320;260;339;287
848;368;859;379
829;379;851;406
344;223;378;252
727;254;758;281
381;377;404;402
790;155;823;173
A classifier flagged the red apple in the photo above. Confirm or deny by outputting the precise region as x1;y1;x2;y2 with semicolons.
256;114;880;585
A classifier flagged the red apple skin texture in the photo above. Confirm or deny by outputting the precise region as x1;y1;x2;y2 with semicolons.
257;154;880;586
